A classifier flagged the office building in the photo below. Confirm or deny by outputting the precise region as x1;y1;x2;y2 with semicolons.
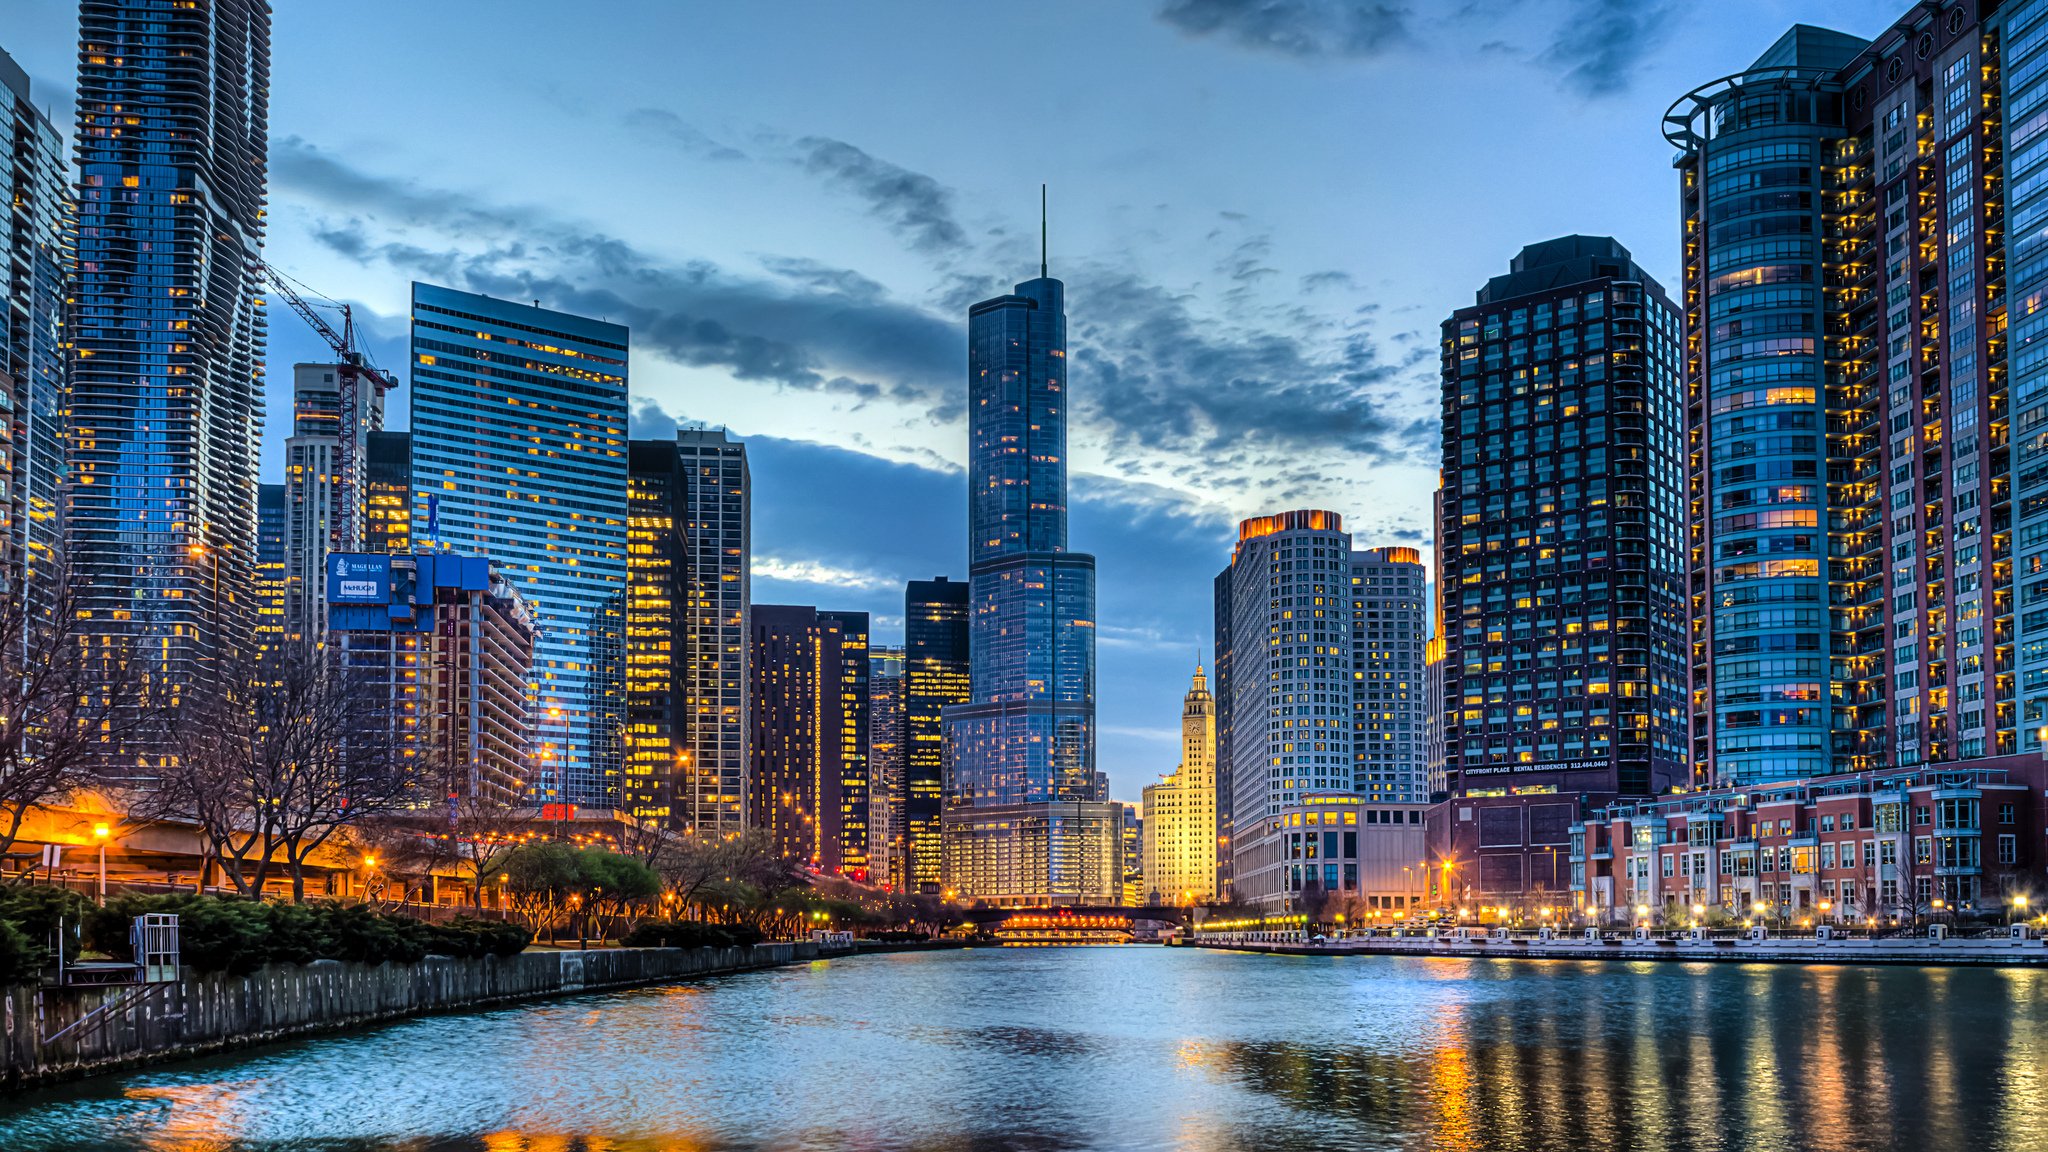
904;576;968;893
409;283;628;807
69;0;270;734
284;363;387;644
1349;547;1427;803
1271;793;1429;920
254;483;286;662
327;552;536;804
748;604;869;874
1436;236;1688;798
1141;664;1218;906
1668;7;2048;780
677;427;750;833
1213;569;1235;900
868;644;906;889
942;262;1116;905
943;802;1122;905
1;47;66;595
623;439;691;827
1220;510;1355;910
1120;805;1143;906
363;431;411;555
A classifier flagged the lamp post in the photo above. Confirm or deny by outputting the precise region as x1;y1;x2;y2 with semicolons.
92;822;110;905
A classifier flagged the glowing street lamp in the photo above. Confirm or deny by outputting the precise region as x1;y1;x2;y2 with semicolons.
92;822;111;906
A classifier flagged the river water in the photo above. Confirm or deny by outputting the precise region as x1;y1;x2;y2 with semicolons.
1;946;2044;1151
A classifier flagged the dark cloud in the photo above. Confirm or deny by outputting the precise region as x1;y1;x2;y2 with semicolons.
1300;270;1354;292
794;136;969;254
1155;0;1411;60
1539;0;1683;97
622;109;747;161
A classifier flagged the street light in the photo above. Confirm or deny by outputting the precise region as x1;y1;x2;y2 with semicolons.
92;823;110;906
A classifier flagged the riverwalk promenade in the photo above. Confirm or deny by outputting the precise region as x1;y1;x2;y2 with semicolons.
1189;927;2048;967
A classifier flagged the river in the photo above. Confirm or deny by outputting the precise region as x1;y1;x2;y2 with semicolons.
0;945;2044;1151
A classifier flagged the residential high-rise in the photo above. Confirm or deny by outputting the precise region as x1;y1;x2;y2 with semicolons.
625;439;691;827
327;552;536;805
1349;547;1427;803
868;644;906;889
69;0;270;737
285;363;386;644
363;431;411;555
1221;510;1355;910
1;47;67;595
409;284;628;807
748;604;869;874
1436;237;1689;798
677;427;750;833
1213;569;1235;901
1670;9;2048;779
254;483;286;662
942;262;1117;907
904;576;968;893
1141;664;1218;905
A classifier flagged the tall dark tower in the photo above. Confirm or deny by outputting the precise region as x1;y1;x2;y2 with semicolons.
69;0;272;755
904;576;968;894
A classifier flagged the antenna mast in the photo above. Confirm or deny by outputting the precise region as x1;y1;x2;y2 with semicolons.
1040;183;1048;279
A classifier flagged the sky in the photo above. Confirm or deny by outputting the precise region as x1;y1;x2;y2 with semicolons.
8;0;1904;802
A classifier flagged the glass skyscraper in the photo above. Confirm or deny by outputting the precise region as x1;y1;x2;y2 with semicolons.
904;576;968;893
69;0;270;739
409;283;628;808
942;269;1115;906
1;46;67;598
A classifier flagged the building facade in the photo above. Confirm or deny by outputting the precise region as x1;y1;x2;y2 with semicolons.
1571;756;2047;922
363;430;410;555
868;644;906;889
69;0;271;741
1222;510;1356;910
1349;547;1428;803
1270;793;1430;920
676;427;750;834
327;552;536;805
904;576;968;893
624;439;691;827
408;283;628;807
748;604;869;874
255;483;285;662
1436;236;1689;798
941;266;1115;903
941;801;1122;908
284;363;386;645
1141;665;1218;905
0;47;66;596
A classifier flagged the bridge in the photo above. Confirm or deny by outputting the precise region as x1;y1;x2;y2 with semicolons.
965;905;1193;945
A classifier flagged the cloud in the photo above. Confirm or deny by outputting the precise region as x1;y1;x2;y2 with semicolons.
794;136;969;254
622;108;748;161
1156;0;1411;59
1538;0;1683;97
753;556;897;592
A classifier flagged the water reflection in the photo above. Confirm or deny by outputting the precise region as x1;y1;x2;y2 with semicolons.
1;950;2045;1151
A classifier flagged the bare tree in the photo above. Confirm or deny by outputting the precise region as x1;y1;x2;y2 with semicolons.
0;561;155;866
143;642;425;900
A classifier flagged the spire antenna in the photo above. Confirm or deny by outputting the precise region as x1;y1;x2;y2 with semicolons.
1040;183;1048;279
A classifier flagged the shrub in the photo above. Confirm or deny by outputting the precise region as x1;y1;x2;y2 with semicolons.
0;884;93;966
0;919;41;985
73;891;529;975
622;920;763;950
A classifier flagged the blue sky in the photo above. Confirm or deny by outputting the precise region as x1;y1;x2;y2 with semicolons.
10;0;1901;801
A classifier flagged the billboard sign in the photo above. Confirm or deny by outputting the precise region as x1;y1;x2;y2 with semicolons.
327;553;392;605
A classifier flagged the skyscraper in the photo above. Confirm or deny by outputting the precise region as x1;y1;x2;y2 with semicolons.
1141;664;1218;906
1348;547;1427;803
408;283;628;807
625;439;691;827
904;576;968;893
363;431;411;555
1221;510;1354;910
284;363;386;644
942;258;1117;907
1212;568;1235;900
254;483;285;662
1;46;67;595
1669;9;2044;780
748;604;869;874
868;644;906;889
677;427;750;833
69;0;270;736
1436;237;1688;798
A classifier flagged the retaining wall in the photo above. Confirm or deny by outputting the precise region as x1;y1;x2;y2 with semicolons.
1;942;820;1087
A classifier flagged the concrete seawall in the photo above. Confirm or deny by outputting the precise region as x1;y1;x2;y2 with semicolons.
1;942;825;1087
1189;934;2048;968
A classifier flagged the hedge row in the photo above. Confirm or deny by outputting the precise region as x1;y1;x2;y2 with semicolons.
82;894;531;975
620;919;764;950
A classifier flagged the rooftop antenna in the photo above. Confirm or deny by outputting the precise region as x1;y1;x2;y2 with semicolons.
1040;183;1048;279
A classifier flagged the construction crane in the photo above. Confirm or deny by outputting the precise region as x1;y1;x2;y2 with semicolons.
258;264;399;554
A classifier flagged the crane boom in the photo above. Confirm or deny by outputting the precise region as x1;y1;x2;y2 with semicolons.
258;264;398;555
